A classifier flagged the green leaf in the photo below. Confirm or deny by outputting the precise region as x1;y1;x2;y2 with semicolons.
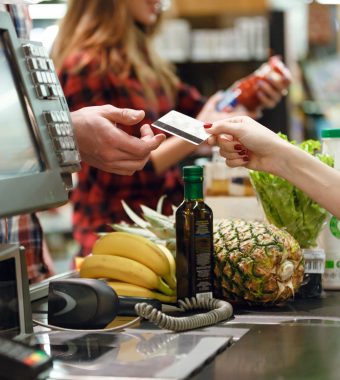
250;134;333;248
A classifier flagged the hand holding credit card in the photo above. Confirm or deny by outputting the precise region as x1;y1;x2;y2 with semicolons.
152;110;211;145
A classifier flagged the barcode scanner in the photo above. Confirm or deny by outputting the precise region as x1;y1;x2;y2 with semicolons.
46;278;162;331
47;278;119;329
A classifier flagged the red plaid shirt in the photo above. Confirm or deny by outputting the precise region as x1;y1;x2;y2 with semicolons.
59;52;206;257
0;214;53;284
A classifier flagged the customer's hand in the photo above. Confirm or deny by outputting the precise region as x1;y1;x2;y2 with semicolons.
206;116;289;174
204;92;266;120
196;92;232;123
256;75;290;110
71;105;166;174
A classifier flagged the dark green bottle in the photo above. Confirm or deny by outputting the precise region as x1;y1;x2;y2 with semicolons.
175;165;214;300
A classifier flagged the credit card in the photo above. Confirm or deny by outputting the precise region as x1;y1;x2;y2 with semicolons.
152;110;210;145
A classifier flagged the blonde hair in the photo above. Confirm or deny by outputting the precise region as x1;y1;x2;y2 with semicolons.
51;0;179;101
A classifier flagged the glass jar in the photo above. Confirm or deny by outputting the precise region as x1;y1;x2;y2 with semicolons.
320;128;340;290
297;248;325;298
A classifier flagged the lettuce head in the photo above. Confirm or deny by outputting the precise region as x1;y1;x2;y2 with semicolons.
250;134;334;248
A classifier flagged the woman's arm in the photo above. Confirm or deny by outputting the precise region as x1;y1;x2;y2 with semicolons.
276;143;340;218
150;136;197;174
207;116;340;218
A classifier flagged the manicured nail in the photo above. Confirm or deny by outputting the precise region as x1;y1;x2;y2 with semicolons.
204;123;213;129
238;150;247;156
243;156;250;162
234;144;244;151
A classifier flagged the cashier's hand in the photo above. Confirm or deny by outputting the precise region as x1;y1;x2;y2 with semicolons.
71;105;166;175
206;116;290;174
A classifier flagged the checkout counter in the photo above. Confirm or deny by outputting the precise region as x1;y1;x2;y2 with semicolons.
1;9;340;380
28;282;340;380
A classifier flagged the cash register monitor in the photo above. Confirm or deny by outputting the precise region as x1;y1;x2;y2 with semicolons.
0;10;80;218
0;11;81;337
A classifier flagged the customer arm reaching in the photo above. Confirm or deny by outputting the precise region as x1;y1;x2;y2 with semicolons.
206;116;340;218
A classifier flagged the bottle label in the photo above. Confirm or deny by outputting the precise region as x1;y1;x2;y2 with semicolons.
216;88;240;111
194;220;213;294
330;216;340;239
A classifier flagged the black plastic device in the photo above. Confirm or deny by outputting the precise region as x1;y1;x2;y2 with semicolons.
118;296;161;316
48;278;119;329
0;336;53;380
0;245;33;338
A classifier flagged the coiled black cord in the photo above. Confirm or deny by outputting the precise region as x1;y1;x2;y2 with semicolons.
135;297;233;332
33;297;233;333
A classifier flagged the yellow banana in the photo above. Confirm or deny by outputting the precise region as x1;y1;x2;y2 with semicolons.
107;281;177;304
157;244;176;290
92;232;170;277
79;254;174;296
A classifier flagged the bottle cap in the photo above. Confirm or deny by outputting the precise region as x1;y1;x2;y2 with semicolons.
321;129;340;138
182;166;203;182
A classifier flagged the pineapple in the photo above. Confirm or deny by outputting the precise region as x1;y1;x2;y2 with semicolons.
213;219;304;305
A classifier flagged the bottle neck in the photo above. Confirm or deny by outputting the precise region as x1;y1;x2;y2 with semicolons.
184;180;203;200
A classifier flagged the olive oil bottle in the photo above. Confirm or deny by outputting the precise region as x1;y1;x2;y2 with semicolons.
176;165;214;300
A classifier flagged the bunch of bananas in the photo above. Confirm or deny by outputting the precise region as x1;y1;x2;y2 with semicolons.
79;231;177;303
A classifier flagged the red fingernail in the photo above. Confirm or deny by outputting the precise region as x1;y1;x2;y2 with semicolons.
243;156;250;162
234;144;244;151
238;150;246;156
204;123;212;129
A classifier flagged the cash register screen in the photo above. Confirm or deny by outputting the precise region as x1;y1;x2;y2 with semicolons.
0;31;42;179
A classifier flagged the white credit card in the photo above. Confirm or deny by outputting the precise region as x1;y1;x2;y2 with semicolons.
152;110;210;145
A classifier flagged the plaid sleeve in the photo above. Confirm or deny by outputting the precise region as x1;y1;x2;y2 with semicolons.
59;54;121;110
0;215;53;284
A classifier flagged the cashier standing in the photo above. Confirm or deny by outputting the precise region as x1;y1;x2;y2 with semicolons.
0;2;165;283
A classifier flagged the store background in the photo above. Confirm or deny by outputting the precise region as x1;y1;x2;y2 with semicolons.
29;0;340;273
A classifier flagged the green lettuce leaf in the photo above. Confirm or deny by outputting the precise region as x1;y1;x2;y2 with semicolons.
250;134;334;248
